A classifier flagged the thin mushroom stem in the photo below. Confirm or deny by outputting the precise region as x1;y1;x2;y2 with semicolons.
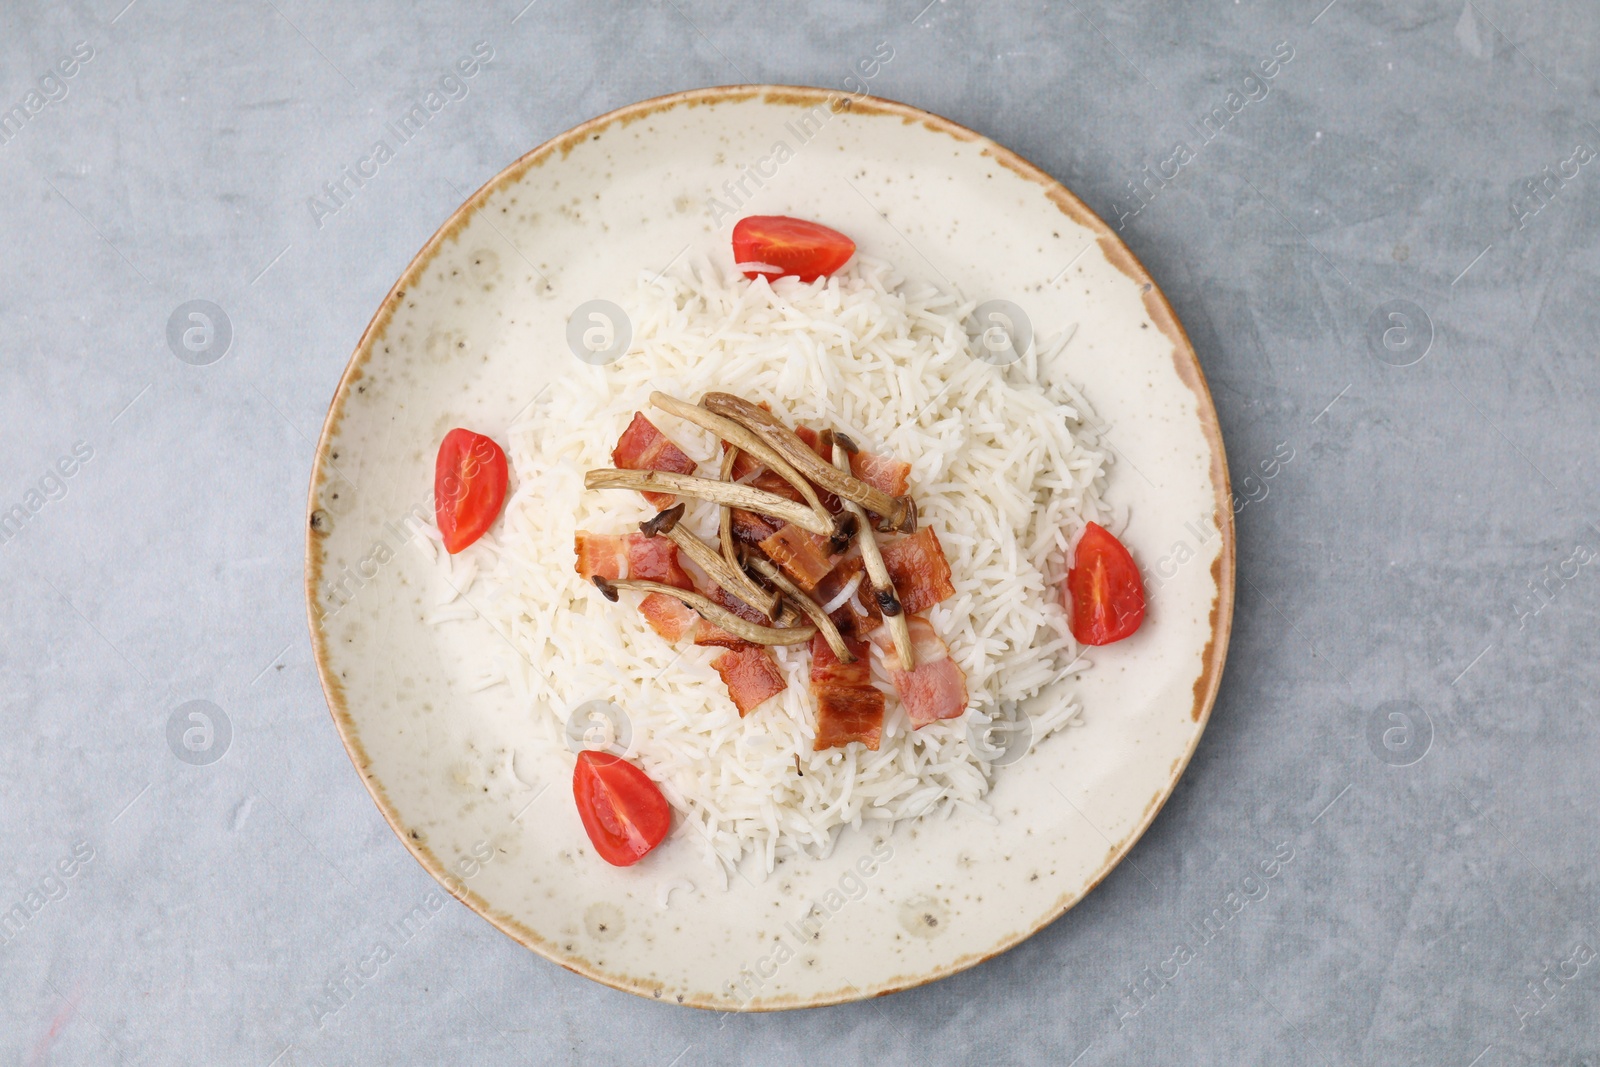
832;440;914;671
650;391;835;534
640;508;782;619
590;576;816;646
746;555;855;663
701;392;917;532
584;469;833;537
718;444;741;575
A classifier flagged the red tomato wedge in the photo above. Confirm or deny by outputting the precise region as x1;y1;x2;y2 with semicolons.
732;216;856;281
1065;522;1146;645
572;750;672;867
434;428;508;554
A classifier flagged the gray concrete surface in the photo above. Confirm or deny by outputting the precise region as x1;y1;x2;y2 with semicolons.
2;1;1597;1063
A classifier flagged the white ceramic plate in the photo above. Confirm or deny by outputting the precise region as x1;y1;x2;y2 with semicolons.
306;86;1233;1010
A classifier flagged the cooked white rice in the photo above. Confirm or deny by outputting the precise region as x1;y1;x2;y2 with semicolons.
426;254;1113;883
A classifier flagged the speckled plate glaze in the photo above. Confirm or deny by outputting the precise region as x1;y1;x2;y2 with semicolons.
306;86;1233;1010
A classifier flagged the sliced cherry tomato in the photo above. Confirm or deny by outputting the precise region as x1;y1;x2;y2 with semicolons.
732;215;856;281
1065;521;1146;646
434;428;508;554
572;750;672;867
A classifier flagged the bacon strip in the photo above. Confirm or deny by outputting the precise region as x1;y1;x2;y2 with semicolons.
795;426;911;498
809;633;883;751
813;553;862;603
692;585;771;648
811;554;871;638
813;687;885;751
784;426;842;512
747;468;804;503
576;532;696;642
758;525;836;591
809;632;870;688
869;615;967;727
726;442;837;515
638;592;698;642
722;443;812;545
612;412;697;509
692;623;746;649
574;532;693;589
730;508;785;546
711;645;787;716
792;425;826;456
728;448;763;482
721;408;775;482
849;449;912;497
880;527;956;615
728;422;903;527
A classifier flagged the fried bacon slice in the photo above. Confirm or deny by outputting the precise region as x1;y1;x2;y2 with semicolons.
812;553;863;608
576;532;696;641
574;532;693;589
692;585;771;648
794;425;912;498
711;644;787;716
808;633;883;751
637;593;698;642
849;449;913;498
810;554;871;637
730;508;786;546
879;527;956;616
727;447;763;481
721;443;814;545
813;687;885;751
721;403;779;482
734;424;910;517
691;624;747;649
747;468;805;503
758;525;837;591
612;412;697;509
869;615;968;727
809;631;872;687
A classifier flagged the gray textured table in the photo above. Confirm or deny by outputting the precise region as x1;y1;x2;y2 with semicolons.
3;1;1597;1063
